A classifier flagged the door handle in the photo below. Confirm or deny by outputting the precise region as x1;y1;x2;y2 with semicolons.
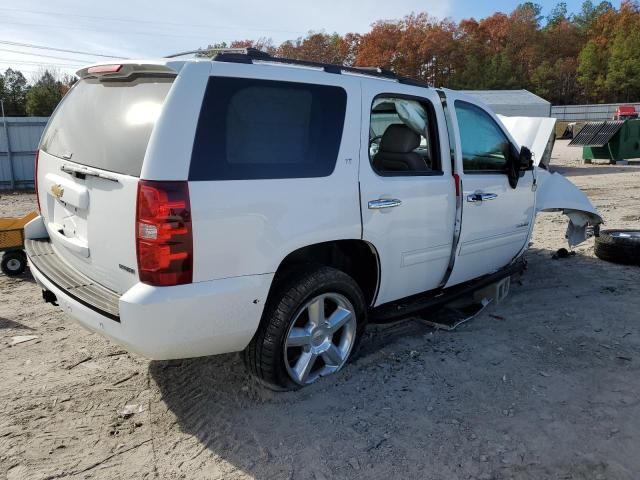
368;198;403;210
47;222;90;258
466;192;498;203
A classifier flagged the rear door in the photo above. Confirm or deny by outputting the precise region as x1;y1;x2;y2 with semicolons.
359;83;456;306
444;93;535;287
36;64;190;294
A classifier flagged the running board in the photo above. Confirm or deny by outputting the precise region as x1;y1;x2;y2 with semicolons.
370;260;526;323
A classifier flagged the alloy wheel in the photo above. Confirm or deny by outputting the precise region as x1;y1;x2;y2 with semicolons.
284;292;357;385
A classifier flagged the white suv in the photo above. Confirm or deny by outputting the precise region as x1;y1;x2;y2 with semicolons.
26;49;602;390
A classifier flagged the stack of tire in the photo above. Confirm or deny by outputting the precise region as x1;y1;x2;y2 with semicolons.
594;230;640;265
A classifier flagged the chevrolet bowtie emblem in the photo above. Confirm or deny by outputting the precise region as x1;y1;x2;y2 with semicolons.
51;184;64;199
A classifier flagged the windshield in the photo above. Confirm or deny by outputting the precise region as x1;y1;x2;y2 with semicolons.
40;76;174;177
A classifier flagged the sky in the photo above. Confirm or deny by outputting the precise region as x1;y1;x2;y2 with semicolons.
0;0;621;81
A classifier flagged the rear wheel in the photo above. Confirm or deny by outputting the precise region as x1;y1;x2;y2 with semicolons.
244;266;367;390
1;251;27;276
594;230;640;266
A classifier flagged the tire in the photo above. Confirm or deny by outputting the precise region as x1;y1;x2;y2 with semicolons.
1;251;27;276
594;230;640;266
244;265;367;390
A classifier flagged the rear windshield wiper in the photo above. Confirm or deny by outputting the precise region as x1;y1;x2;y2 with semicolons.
60;164;119;183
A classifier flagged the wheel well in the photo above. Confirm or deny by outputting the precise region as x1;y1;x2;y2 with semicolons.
274;240;380;306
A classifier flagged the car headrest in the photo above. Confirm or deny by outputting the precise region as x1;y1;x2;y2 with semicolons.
379;124;420;153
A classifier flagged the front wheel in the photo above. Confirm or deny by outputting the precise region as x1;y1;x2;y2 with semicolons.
244;266;367;390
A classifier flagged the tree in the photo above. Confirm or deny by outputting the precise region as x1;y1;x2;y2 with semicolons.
59;74;78;96
195;42;229;57
277;32;353;64
355;20;405;72
575;0;615;30
504;5;544;90
2;68;28;116
578;40;608;101
575;0;640;101
547;2;569;27
576;1;617;100
606;29;640;101
190;1;640;104
355;14;456;85
339;33;362;66
514;2;544;26
230;38;276;55
25;70;64;116
605;1;640;101
450;14;509;89
531;14;584;103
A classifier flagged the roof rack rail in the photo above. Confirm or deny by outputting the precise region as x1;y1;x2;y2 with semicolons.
397;77;431;88
165;47;268;59
212;50;432;88
350;66;397;79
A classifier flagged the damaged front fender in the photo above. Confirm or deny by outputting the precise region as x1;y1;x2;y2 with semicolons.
535;169;604;247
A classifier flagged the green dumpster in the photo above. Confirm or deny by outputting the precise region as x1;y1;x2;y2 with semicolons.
570;119;640;164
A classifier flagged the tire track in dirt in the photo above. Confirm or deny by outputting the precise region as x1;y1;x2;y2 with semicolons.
3;151;640;479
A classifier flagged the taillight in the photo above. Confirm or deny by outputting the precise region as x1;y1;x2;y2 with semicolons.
34;149;41;212
136;180;193;286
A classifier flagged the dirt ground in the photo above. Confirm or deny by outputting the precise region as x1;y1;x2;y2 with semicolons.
1;140;640;480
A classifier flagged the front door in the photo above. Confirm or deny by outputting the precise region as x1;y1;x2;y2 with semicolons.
359;85;456;306
445;96;535;287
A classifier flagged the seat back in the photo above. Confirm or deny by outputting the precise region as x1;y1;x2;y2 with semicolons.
373;124;427;172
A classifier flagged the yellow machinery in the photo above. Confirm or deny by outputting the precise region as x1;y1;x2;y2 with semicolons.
0;211;37;276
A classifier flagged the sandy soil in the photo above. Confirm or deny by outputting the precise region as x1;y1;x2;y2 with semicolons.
1;141;640;480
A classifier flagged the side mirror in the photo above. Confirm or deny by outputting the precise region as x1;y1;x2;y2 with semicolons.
519;146;533;170
506;145;530;189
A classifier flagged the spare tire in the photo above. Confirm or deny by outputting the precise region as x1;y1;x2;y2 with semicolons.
594;230;640;265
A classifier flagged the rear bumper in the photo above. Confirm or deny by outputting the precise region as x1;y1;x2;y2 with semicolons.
27;238;273;360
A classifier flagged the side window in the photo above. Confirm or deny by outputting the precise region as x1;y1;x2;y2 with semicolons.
369;97;440;176
455;101;511;173
190;77;347;181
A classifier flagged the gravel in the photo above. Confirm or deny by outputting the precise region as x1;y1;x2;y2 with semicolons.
1;141;640;479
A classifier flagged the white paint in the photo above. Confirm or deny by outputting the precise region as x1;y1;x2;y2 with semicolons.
43;173;89;209
442;90;536;287
28;58;604;362
30;264;273;360
359;81;455;305
142;61;211;181
37;151;140;294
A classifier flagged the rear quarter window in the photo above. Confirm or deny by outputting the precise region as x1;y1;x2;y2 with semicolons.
190;77;347;181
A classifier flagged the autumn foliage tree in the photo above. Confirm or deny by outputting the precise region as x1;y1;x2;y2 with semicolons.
199;1;640;105
4;0;639;116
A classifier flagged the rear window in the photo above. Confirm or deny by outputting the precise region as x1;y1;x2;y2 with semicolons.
190;77;347;181
40;77;174;177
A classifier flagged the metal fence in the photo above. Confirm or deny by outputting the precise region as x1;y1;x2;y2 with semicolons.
552;103;640;122
0;117;47;190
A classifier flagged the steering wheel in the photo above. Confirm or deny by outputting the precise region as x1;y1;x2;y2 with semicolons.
369;135;383;148
369;135;383;158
